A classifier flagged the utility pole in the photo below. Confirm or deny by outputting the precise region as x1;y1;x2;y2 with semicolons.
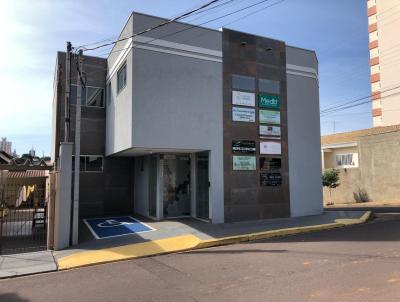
72;49;83;245
64;42;72;142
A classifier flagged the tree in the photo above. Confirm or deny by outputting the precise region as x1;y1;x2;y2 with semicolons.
322;169;340;206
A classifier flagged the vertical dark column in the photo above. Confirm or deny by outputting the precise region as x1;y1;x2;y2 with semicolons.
222;29;290;222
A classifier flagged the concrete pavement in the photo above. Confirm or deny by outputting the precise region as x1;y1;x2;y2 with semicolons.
55;211;370;270
1;213;400;301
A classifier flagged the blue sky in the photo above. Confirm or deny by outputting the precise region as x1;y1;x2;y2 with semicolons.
0;0;371;156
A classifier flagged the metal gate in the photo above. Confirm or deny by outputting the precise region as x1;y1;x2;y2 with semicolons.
0;170;48;255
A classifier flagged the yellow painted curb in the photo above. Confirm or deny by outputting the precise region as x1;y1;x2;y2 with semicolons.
58;234;201;270
57;212;371;270
334;211;372;226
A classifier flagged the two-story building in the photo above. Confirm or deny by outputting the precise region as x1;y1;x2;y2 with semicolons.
52;12;323;224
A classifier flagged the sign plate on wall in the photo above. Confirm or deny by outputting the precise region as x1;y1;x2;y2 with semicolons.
232;107;256;122
259;94;280;109
260;172;282;186
259;110;280;124
260;141;281;155
232;91;255;107
232;140;256;154
260;157;282;171
233;156;256;171
260;125;281;137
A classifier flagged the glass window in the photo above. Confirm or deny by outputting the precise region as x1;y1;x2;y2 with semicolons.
106;82;111;107
86;87;104;107
117;63;127;93
71;155;86;171
335;154;354;167
86;156;103;172
259;79;280;94
232;74;255;91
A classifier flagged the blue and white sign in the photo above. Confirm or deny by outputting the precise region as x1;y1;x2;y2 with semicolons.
84;216;155;239
232;107;256;122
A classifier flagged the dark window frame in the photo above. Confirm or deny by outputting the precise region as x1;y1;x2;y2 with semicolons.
117;62;127;94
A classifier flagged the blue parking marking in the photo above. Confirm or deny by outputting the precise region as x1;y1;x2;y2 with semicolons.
83;216;155;239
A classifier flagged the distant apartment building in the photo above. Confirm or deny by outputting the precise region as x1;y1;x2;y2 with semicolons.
52;12;323;223
0;137;12;155
367;0;400;127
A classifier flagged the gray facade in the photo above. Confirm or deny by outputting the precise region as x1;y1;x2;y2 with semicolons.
52;12;322;223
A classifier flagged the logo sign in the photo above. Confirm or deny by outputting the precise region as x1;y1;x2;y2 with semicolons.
259;94;280;109
260;157;282;171
260;141;281;155
259;109;280;124
233;156;256;171
232;91;255;107
232;140;256;154
232;107;256;122
260;125;281;137
260;172;282;186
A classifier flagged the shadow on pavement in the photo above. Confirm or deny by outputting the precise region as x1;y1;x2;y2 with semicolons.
0;293;30;302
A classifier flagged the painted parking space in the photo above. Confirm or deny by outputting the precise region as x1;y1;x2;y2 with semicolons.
83;216;155;239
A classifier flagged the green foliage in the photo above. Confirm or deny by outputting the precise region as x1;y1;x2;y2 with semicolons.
353;188;370;203
322;169;340;189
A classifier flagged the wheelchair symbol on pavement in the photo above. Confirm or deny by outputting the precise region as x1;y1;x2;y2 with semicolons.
97;219;135;228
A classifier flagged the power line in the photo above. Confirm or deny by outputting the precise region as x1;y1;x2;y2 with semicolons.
82;0;225;52
93;0;276;58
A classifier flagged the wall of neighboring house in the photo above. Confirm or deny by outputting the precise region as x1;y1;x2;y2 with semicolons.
323;146;358;169
323;131;400;205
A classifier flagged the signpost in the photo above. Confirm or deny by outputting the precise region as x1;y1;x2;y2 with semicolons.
260;141;281;155
260;125;281;137
260;172;282;186
232;107;256;122
259;109;280;124
259;94;280;109
232;91;255;107
233;156;256;171
232;140;256;154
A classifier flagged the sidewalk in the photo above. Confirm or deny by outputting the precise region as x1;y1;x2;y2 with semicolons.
54;210;371;270
0;251;57;278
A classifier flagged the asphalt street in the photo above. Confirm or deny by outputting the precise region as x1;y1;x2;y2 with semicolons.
1;213;400;302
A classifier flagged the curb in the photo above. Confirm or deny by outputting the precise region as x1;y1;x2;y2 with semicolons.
57;211;372;271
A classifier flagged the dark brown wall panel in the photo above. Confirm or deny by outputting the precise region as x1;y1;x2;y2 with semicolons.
223;29;290;222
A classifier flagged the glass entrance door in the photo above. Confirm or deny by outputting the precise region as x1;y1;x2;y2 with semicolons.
163;154;191;218
196;152;209;220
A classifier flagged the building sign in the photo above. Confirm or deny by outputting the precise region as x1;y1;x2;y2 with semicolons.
260;157;281;171
232;107;256;122
260;141;281;155
259;94;280;109
259;110;280;124
260;125;281;137
233;156;256;171
232;91;255;107
260;172;282;186
232;140;256;154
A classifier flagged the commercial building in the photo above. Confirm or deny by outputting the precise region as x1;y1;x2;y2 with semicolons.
367;0;400;127
0;137;12;155
52;12;322;224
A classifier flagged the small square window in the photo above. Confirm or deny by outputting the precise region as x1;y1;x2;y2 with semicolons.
232;74;255;91
86;87;104;107
259;79;280;94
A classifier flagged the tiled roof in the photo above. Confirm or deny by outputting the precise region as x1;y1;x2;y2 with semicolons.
321;124;400;146
6;170;48;178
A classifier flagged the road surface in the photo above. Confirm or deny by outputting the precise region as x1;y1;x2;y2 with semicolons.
1;214;400;302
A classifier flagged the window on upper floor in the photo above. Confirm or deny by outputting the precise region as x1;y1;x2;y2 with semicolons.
259;79;280;94
87;87;104;107
72;155;103;172
117;63;127;94
232;74;255;91
106;82;111;107
335;153;355;168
